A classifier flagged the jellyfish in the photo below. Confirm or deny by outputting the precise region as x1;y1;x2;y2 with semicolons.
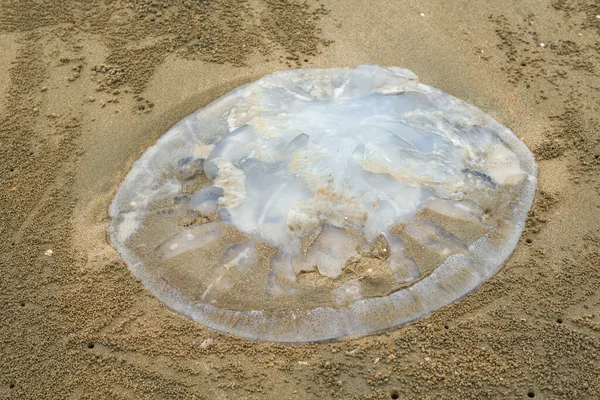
109;65;537;343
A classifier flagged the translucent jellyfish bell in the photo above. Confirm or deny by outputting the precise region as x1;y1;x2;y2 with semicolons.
109;65;537;343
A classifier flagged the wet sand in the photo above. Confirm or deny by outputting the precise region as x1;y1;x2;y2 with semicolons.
1;1;599;399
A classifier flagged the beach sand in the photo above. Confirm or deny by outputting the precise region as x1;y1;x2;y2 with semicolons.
1;1;599;399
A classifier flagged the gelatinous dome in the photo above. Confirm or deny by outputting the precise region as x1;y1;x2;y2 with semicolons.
109;65;537;342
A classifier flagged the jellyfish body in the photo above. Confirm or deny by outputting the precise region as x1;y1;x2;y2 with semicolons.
109;65;536;343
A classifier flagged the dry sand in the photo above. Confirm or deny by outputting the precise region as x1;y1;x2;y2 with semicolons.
1;1;599;399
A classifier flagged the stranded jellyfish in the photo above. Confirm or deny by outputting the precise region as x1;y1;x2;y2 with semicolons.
109;65;536;342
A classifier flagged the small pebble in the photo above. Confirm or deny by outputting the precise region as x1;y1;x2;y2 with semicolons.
44;249;53;256
88;96;95;102
199;338;213;349
540;42;545;47
419;12;425;17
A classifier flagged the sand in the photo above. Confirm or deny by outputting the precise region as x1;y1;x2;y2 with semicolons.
1;1;599;399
